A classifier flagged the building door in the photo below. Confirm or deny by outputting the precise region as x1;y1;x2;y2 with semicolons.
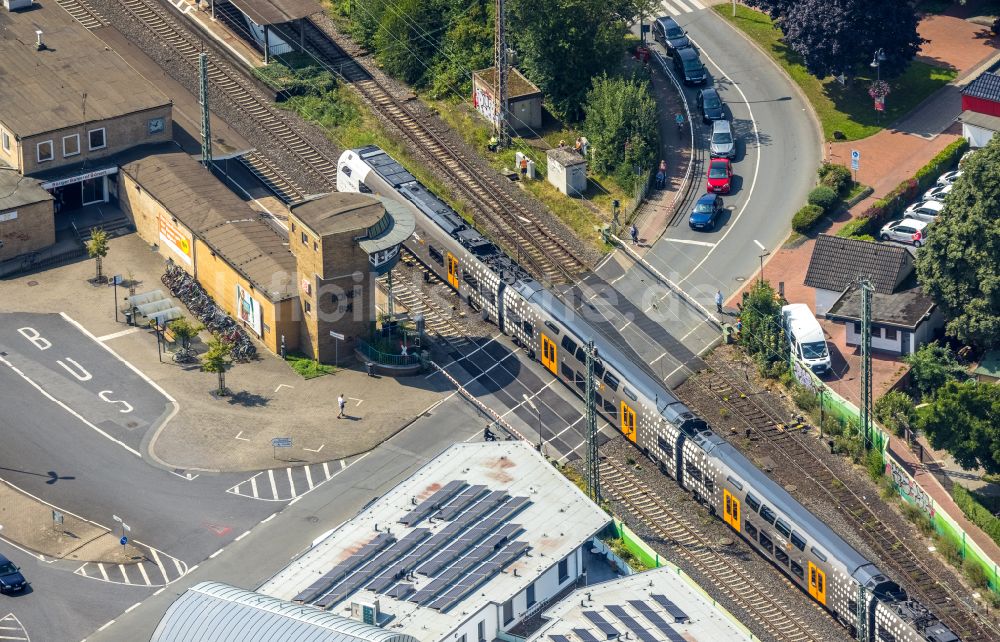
81;176;105;205
723;489;741;533
900;330;911;355
54;183;83;211
620;402;636;442
446;253;459;289
540;334;557;374
808;562;827;605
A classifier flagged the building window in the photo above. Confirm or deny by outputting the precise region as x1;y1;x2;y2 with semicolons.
304;301;311;314
291;222;296;232
313;240;318;252
88;128;106;150
853;321;861;334
148;117;165;135
301;231;308;245
62;134;80;157
478;621;485;642
36;140;54;163
2;130;10;152
457;636;466;642
502;599;513;625
885;327;898;341
526;583;535;607
557;557;569;583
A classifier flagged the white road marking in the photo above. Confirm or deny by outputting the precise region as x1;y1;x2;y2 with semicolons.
349;397;363;406
124;602;142;614
274;384;293;392
0;614;28;642
304;444;325;453
660;237;716;248
234;431;250;441
429;333;503;374
650;351;669;365
672;0;694;13
95;327;140;342
97;563;109;582
753;238;765;250
235;530;251;542
286;467;296;497
150;548;169;584
304;465;314;490
118;564;131;585
267;469;278;499
689;0;705;8
250;476;259;498
339;460;346;471
209;548;224;559
136;562;151;586
173;558;185;576
323;462;332;479
97;621;115;632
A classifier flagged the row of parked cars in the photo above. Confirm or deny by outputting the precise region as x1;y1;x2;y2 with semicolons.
878;169;962;247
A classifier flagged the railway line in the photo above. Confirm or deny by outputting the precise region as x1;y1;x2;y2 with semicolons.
686;364;998;642
601;458;825;642
377;254;468;340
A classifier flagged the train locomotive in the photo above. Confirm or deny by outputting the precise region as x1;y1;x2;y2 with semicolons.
337;146;960;642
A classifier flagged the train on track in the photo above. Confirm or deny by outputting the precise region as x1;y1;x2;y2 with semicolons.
338;145;960;642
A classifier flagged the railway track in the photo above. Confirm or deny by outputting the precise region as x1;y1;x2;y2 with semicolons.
55;0;107;29
601;458;825;642
689;365;997;642
280;19;587;284
377;256;467;340
95;0;338;201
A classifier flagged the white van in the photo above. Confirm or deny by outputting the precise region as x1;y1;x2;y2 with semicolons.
781;304;831;375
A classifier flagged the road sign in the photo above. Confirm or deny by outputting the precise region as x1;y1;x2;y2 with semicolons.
329;330;345;340
271;437;292;448
52;510;64;525
851;149;860;171
120;536;128;546
113;274;123;285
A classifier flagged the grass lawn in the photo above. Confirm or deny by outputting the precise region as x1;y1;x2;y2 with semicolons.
715;5;957;141
285;352;337;379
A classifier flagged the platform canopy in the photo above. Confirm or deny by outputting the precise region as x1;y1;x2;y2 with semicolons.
227;0;320;25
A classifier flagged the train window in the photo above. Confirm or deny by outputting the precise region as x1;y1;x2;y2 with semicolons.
726;476;743;491
595;393;604;409
810;547;828;563
684;462;702;482
340;165;352;177
775;548;789;567
877;628;897;642
657;435;669;451
463;272;479;289
574;372;585;392
544;321;560;335
745;522;757;540
790;532;806;552
603;399;618;418
759;532;773;554
745;493;761;513
428;245;444;265
359;182;373;194
704;477;714;492
561;363;574;380
623;386;637;401
575;346;586;362
603;371;620;391
561;335;578;355
522;321;534;338
759;505;777;525
775;519;791;540
593;360;605;377
790;561;804;580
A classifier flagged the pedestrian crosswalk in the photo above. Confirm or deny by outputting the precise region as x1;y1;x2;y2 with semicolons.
226;459;349;502
0;614;28;642
659;0;707;16
73;544;187;587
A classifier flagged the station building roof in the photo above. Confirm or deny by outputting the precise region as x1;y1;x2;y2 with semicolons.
0;167;52;211
151;582;420;642
528;567;752;642
259;442;610;642
0;2;170;137
290;193;386;236
226;0;320;25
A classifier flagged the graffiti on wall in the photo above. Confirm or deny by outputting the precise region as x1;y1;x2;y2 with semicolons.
888;457;936;519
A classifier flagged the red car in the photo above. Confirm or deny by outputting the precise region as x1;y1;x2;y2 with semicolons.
706;158;733;194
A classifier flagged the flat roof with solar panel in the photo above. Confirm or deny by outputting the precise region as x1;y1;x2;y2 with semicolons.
259;442;609;642
528;566;753;642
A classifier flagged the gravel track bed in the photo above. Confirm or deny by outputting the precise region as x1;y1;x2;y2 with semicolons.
88;0;337;196
577;438;850;642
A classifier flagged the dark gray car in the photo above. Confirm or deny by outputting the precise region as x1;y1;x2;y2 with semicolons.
697;87;725;123
0;555;26;593
673;47;706;86
652;16;691;55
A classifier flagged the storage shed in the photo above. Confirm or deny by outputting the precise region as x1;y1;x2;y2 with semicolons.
472;67;543;133
546;147;587;196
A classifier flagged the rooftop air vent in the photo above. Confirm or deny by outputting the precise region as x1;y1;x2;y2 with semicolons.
3;0;33;12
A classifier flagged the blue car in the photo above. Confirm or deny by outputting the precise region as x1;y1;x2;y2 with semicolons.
689;193;724;231
0;554;26;593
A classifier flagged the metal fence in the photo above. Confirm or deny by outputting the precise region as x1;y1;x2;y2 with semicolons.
356;339;423;367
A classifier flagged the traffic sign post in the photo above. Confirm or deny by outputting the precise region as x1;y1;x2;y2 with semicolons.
112;274;123;323
272;436;292;460
851;150;860;184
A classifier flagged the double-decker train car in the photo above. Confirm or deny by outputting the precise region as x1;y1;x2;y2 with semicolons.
337;146;960;642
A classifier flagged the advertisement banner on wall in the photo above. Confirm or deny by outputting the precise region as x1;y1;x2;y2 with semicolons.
236;284;263;337
159;217;192;265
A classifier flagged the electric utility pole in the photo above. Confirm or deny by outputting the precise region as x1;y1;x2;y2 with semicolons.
199;53;213;168
860;278;874;450
585;339;601;504
493;0;510;148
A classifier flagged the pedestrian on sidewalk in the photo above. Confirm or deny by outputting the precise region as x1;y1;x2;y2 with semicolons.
629;224;639;246
656;159;667;189
715;289;724;313
338;394;346;418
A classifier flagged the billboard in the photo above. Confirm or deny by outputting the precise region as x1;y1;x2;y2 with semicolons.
236;284;263;337
159;216;192;265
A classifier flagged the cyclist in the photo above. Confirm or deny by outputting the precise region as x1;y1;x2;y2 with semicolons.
675;113;685;131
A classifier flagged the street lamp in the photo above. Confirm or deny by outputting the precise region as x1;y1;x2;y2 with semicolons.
522;393;542;453
871;48;887;122
758;251;771;284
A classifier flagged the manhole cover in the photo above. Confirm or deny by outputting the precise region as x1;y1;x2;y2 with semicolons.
735;276;746;282
306;516;320;524
26;280;38;287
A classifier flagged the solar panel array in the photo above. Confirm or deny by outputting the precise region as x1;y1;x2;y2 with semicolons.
301;479;533;613
582;611;619;639
548;636;570;642
651;594;690;623
629;601;686;641
557;599;692;642
606;605;658;642
572;628;599;642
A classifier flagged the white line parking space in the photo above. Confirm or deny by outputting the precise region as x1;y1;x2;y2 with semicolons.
226;453;368;502
0;614;29;642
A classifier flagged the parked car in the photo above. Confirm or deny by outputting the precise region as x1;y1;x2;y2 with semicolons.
922;183;952;202
689;193;724;231
673;47;707;85
937;170;963;185
709;120;735;158
706;158;733;193
902;200;944;224
0;555;26;593
697;87;725;123
880;218;928;247
652;16;691;55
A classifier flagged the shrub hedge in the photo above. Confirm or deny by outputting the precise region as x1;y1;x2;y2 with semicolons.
952;484;1000;547
819;162;852;194
808;185;839;211
792;204;825;233
915;138;969;192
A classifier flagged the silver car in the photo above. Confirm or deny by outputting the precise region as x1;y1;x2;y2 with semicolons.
937;169;963;185
880;218;928;247
902;200;944;224
922;183;952;202
709;120;735;159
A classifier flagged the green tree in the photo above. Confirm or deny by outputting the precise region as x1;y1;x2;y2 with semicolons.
738;280;787;370
373;0;445;86
915;135;1000;349
86;228;109;283
509;0;625;121
428;0;495;98
168;317;202;350
583;74;659;187
201;335;233;396
905;341;966;399
874;389;915;436
917;380;1000;475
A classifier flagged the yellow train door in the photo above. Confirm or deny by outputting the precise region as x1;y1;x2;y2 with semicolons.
620;402;637;442
446;253;459;289
723;490;741;533
808;562;827;605
540;335;557;374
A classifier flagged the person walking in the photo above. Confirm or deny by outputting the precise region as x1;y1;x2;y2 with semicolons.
715;289;724;313
338;394;346;419
629;224;639;246
520;155;528;178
